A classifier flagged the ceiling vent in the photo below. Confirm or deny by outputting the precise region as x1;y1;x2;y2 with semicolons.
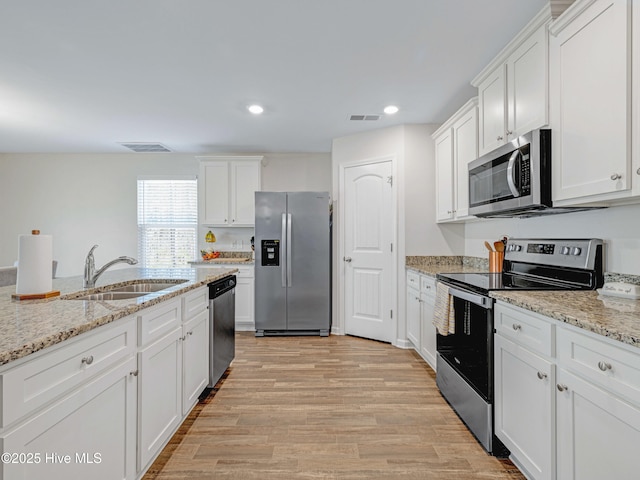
119;142;172;153
349;114;381;121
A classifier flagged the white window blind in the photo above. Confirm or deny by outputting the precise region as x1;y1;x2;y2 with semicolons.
137;177;197;268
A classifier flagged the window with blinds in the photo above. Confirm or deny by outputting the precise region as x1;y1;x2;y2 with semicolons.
137;176;197;268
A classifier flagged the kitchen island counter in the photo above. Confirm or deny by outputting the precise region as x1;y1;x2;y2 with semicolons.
0;267;236;367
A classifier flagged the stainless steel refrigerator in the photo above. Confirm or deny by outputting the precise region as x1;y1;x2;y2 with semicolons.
254;191;331;336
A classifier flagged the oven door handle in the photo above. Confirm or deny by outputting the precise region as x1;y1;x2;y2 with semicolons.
506;150;521;198
447;285;493;309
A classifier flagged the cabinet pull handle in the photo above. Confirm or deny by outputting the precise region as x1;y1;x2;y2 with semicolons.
556;384;568;392
598;361;612;371
506;130;513;136
537;371;547;380
129;370;139;377
81;355;94;365
512;324;521;331
497;136;503;141
610;173;622;180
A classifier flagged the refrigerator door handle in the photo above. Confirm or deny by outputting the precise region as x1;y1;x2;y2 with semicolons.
281;213;287;288
287;213;292;287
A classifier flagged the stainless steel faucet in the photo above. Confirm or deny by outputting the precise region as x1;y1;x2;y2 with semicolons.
83;244;138;288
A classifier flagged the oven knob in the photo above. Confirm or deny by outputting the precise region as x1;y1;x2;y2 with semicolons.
515;245;522;252
571;247;582;256
561;246;570;255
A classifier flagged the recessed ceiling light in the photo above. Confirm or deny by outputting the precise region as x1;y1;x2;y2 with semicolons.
384;105;399;115
248;104;264;115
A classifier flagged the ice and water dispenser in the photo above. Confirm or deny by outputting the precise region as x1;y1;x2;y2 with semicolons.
261;240;280;266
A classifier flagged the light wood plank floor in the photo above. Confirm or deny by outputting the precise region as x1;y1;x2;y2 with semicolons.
143;332;524;479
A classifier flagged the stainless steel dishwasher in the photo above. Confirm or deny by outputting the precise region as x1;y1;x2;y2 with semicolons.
208;275;236;387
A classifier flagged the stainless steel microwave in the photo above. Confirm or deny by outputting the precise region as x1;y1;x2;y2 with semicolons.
467;129;599;218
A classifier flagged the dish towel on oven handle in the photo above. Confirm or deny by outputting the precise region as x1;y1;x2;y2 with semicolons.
433;282;455;335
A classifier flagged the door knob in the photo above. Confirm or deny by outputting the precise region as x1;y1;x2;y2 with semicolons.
343;257;352;263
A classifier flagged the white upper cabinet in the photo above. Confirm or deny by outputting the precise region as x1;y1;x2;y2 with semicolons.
550;0;635;205
433;97;478;223
198;156;262;226
473;8;552;156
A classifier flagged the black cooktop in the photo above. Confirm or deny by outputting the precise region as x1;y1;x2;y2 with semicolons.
436;272;580;295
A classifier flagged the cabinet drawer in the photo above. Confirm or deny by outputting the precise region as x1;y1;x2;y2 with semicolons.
557;326;640;405
494;303;554;357
138;298;181;346
407;271;420;290
0;317;136;428
420;276;435;296
182;286;208;321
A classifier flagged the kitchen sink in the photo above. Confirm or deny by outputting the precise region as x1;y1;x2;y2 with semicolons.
70;291;150;301
104;282;186;293
62;279;188;301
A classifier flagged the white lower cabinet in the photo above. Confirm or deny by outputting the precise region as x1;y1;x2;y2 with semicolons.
495;301;640;480
495;333;554;480
556;368;640;480
234;265;255;330
405;271;436;371
419;277;436;370
407;272;421;346
0;355;137;480
182;309;209;416
137;327;183;472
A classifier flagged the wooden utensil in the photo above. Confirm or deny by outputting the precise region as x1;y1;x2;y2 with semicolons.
484;241;494;251
494;241;505;252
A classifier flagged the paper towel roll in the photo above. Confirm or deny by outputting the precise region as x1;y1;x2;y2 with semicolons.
16;231;53;295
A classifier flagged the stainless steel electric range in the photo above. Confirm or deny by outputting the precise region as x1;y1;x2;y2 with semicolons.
435;238;604;456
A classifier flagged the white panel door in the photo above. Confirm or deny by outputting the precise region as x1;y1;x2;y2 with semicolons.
344;161;393;343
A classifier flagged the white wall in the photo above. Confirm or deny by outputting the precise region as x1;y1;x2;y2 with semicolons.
0;152;331;277
464;203;640;275
403;124;465;255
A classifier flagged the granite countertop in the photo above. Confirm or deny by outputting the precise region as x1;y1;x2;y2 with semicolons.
406;255;640;350
0;266;237;367
491;290;640;349
190;258;254;265
406;255;488;278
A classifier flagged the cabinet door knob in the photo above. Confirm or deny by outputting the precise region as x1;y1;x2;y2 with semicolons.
537;371;547;380
611;173;622;180
343;257;352;263
598;361;612;371
81;355;94;365
506;130;513;136
556;384;568;392
512;323;522;331
636;167;640;175
129;370;139;377
497;136;503;141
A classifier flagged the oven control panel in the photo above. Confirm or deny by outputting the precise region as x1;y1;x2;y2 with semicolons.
505;238;603;270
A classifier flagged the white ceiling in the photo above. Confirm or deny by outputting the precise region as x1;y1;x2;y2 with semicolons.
0;0;547;154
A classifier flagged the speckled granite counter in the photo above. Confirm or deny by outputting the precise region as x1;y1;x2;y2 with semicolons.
491;290;640;349
406;255;488;277
0;267;237;367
